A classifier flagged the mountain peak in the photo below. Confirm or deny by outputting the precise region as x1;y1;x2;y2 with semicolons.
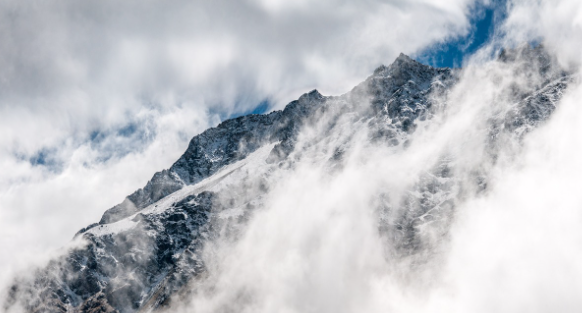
389;53;424;70
373;53;427;77
395;52;413;62
298;89;323;101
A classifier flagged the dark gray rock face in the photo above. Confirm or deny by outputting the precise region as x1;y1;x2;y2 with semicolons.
367;53;455;121
100;169;184;224
99;56;455;225
99;90;327;225
375;46;572;262
7;192;214;313
5;49;572;313
358;53;457;144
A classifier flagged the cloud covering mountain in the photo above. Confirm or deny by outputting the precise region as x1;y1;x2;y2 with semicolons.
0;0;484;287
2;0;582;312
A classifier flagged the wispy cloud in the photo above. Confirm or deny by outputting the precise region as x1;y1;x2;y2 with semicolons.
0;0;482;288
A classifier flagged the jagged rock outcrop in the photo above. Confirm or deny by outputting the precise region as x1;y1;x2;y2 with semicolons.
99;90;327;225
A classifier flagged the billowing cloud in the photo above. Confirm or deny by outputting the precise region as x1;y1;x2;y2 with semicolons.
4;0;582;311
121;0;582;312
0;0;483;289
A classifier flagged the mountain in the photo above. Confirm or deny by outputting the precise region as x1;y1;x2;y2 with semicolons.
4;46;571;313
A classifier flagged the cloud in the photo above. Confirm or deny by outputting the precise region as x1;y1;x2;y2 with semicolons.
427;1;582;311
503;0;582;66
0;0;483;291
145;1;582;312
4;0;582;311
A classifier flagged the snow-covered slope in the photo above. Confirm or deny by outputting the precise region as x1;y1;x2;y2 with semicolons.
5;46;572;313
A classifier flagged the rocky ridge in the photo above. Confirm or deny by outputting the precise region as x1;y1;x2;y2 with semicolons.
4;46;572;313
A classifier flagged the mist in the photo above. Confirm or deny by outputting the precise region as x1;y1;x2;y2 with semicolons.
3;0;582;312
0;0;479;290
166;1;582;312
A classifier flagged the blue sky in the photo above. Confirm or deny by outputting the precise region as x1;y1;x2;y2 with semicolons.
417;3;502;68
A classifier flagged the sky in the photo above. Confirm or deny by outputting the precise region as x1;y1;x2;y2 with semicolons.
2;0;582;307
419;3;498;67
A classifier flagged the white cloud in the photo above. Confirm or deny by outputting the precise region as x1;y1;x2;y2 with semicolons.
428;1;582;311
0;0;482;297
3;0;582;311
160;1;582;312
